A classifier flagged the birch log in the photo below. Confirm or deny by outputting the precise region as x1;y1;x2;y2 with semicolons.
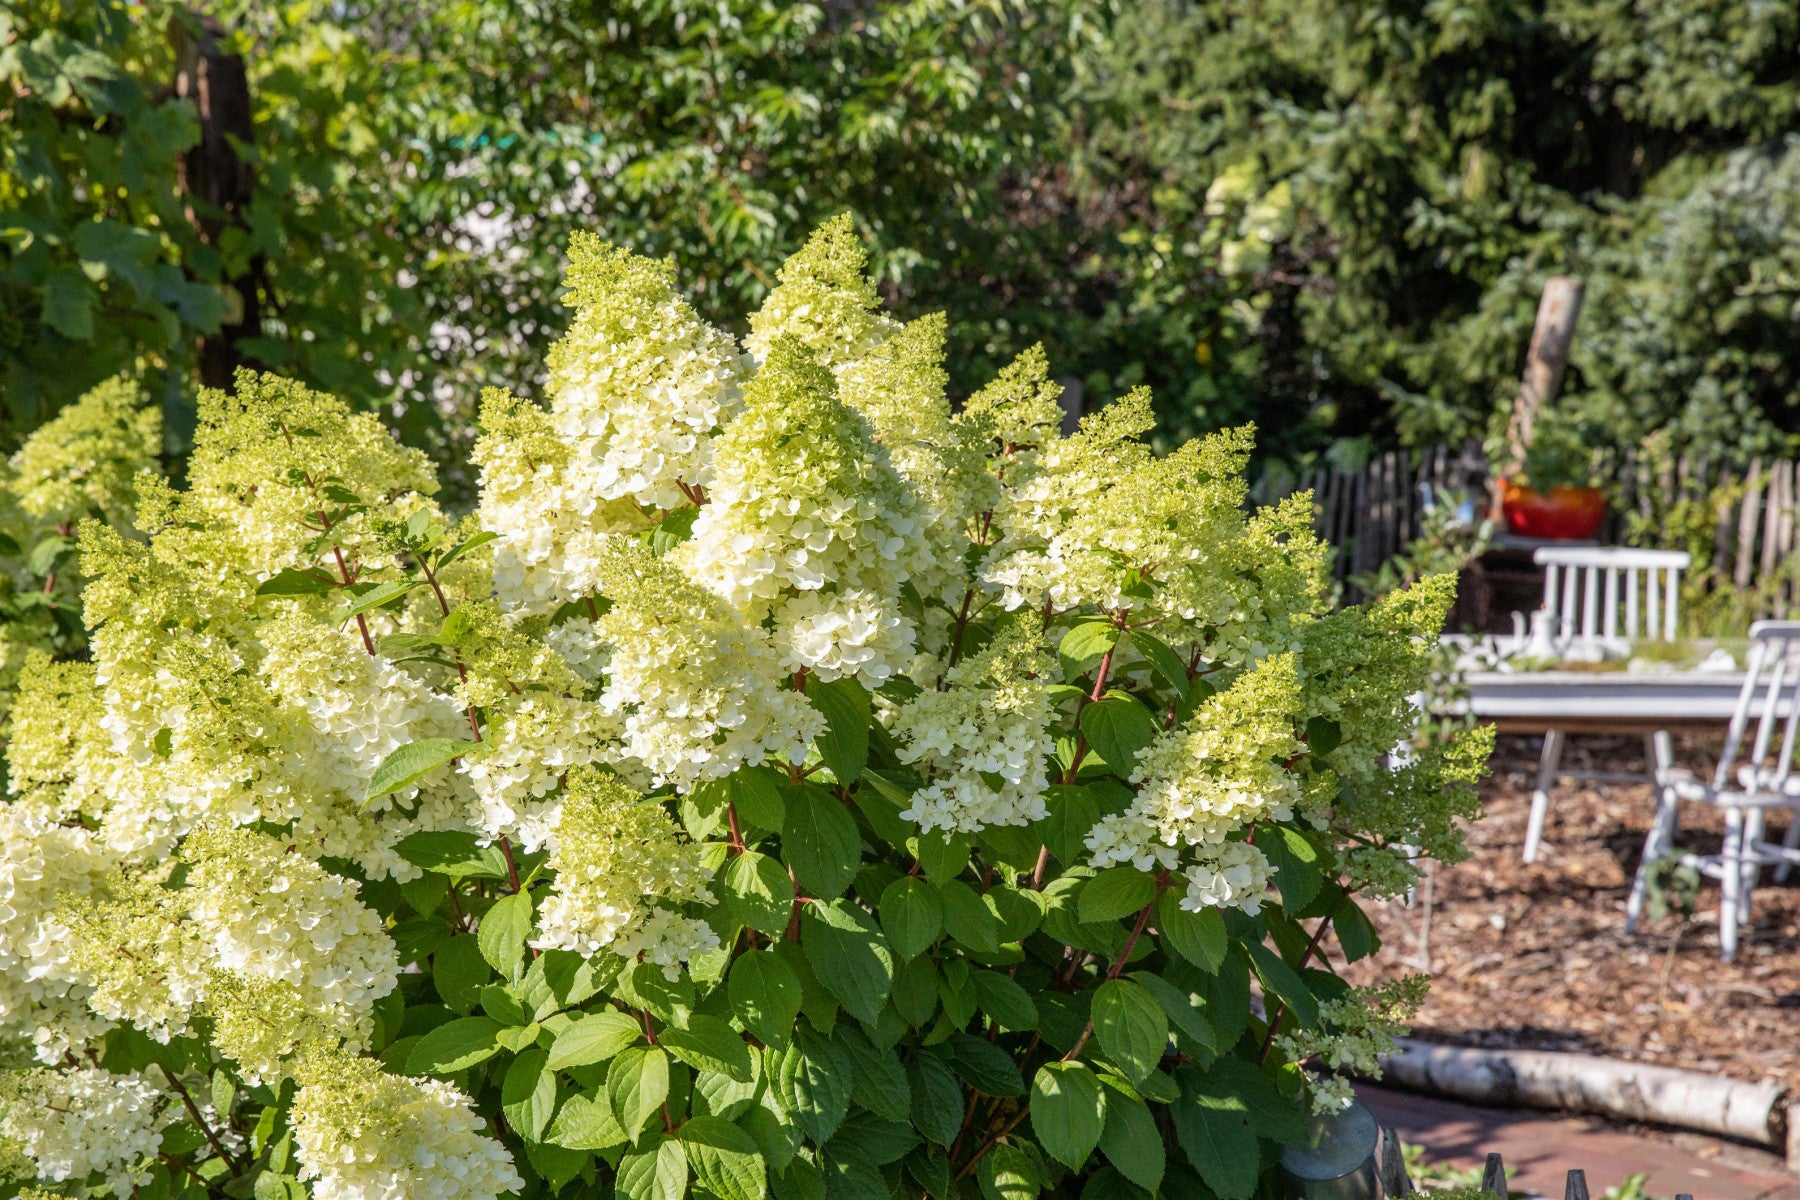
1379;1039;1788;1148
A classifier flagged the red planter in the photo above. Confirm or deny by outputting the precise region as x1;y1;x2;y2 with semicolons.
1501;483;1605;540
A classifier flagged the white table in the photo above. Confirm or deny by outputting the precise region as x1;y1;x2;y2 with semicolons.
1462;670;1756;862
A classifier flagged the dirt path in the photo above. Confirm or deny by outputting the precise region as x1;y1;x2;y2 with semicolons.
1347;733;1800;1093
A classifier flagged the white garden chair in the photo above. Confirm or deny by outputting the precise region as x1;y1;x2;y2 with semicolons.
1626;620;1800;960
1521;547;1691;863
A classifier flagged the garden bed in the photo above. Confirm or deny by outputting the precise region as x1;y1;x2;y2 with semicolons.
1349;733;1800;1095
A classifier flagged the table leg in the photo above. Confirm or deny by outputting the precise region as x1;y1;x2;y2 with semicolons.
1523;729;1564;863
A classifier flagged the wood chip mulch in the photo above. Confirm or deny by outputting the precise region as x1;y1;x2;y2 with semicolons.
1344;733;1800;1094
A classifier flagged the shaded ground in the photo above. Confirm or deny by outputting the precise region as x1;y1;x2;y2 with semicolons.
1348;733;1800;1094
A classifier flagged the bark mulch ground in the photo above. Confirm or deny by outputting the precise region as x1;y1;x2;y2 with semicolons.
1346;732;1800;1095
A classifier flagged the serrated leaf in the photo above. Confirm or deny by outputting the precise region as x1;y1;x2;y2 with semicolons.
1245;940;1319;1029
431;934;491;1013
728;949;803;1049
1098;1081;1165;1193
938;880;999;952
1058;621;1119;678
394;830;510;882
906;1052;964;1145
835;1025;911;1124
1078;867;1156;924
774;1027;853;1144
1332;893;1378;963
1128;630;1191;695
1078;697;1159;776
785;786;860;899
948;1033;1025;1097
801;900;893;1026
548;1092;627;1151
365;738;473;804
722;850;794;937
1030;1061;1105;1169
256;567;337;596
1157;890;1227;973
1043;785;1101;866
478;890;533;979
1261;826;1323;911
805;676;870;783
661;1014;753;1082
340;578;417;620
970;970;1036;1032
729;765;788;831
503;1048;556;1141
546;1011;642;1070
405;1015;502;1075
1091;979;1168;1084
878;877;943;961
1127;971;1215;1054
618;1134;688;1200
437;529;499;569
681;1115;766;1200
608;1047;671;1143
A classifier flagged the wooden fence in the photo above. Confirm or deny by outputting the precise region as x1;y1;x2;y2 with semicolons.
1262;444;1800;618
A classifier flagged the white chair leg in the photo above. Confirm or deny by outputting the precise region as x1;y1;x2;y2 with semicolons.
1739;808;1764;925
1720;808;1744;962
1776;812;1800;883
1523;729;1564;864
1626;731;1679;935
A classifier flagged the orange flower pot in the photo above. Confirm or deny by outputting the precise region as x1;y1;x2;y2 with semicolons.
1501;482;1606;540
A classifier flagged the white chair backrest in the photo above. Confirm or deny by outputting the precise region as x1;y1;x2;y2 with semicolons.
1714;620;1800;793
1532;546;1691;642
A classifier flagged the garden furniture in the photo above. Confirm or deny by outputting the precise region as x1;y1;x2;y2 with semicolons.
1627;620;1800;959
1519;546;1691;862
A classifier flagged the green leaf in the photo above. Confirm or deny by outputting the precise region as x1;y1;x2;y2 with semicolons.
546;1011;642;1071
891;955;940;1028
548;1092;627;1151
805;676;870;783
1091;979;1168;1084
878;877;943;961
978;1142;1043;1200
1030;1062;1106;1170
256;567;337;596
681;1115;767;1200
479;890;534;980
608;1047;671;1143
618;1134;688;1200
503;1048;557;1141
1245;941;1319;1029
938;880;999;953
1332;893;1378;964
1127;971;1216;1054
1058;621;1119;678
947;1034;1025;1097
1043;785;1101;865
906;1052;964;1146
801;900;894;1026
785;786;861;899
1078;867;1157;924
1129;630;1191;696
970;970;1037;1032
431;934;491;1013
1098;1081;1165;1193
662;1014;753;1082
26;536;71;578
1304;715;1343;757
1261;826;1323;912
436;530;499;569
41;268;96;339
728;949;803;1049
1171;1063;1258;1200
1078;697;1159;775
836;1025;911;1124
730;765;788;831
480;983;528;1026
406;1015;502;1074
774;1027;854;1144
341;578;417;620
722;850;794;937
1157;890;1228;972
1192;1055;1306;1145
365;738;473;804
526;1141;589;1191
395;830;510;882
912;831;972;884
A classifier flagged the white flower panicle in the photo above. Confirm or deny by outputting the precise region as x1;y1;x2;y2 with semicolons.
531;766;717;973
0;804;113;1058
743;213;898;370
549;236;746;511
291;1050;523;1200
891;625;1056;834
592;542;822;788
183;825;399;1018
0;1066;173;1196
1179;841;1276;915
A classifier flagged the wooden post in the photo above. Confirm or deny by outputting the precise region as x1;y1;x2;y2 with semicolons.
1491;277;1586;517
171;9;262;390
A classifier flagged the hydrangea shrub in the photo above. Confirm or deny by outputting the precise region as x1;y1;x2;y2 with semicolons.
0;217;1491;1200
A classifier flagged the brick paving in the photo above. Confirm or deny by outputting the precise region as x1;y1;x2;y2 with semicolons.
1357;1083;1800;1200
